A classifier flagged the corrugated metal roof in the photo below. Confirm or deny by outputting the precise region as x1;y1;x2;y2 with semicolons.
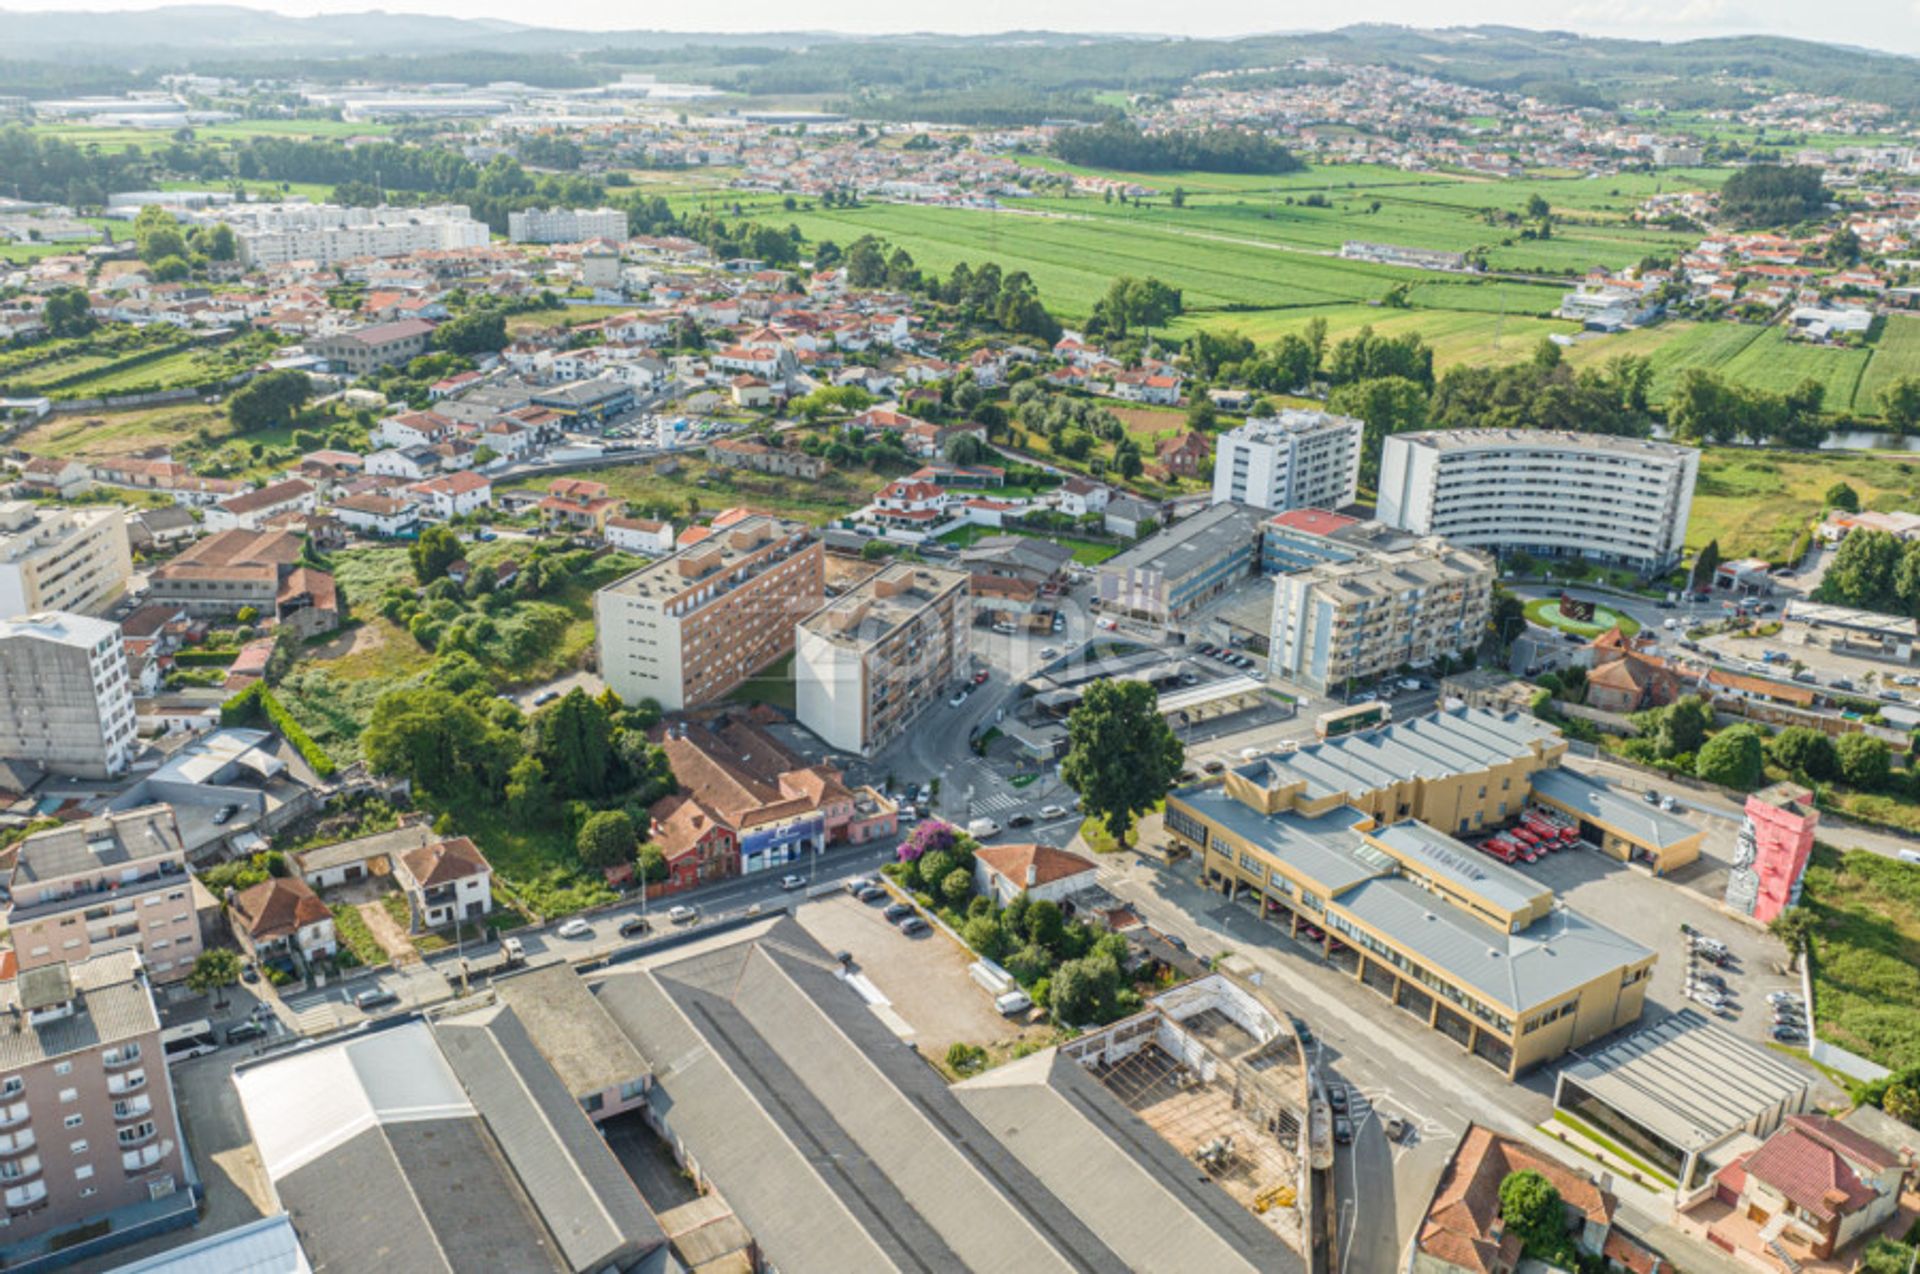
1530;769;1698;849
1172;791;1383;895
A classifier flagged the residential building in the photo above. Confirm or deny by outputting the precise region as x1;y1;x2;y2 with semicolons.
4;806;198;982
1153;430;1211;478
1376;431;1699;573
0;502;134;619
226;202;488;268
596;514;823;710
0;613;137;779
391;836;492;931
406;471;492;519
331;492;421;538
1094;501;1267;625
0;951;191;1261
1165;708;1661;1076
972;842;1097;906
1412;1124;1651;1274
538;478;621;537
204;478;315;533
1682;1113;1905;1265
144;529;338;637
506;207;629;244
228;877;336;971
309;320;437;376
794;564;970;755
707;436;824;479
604;516;673;556
1212;412;1363;513
1268;538;1494;693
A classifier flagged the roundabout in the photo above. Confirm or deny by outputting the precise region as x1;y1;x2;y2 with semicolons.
1522;595;1642;640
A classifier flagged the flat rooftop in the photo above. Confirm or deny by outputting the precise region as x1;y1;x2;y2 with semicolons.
600;513;809;604
1166;792;1387;896
1236;707;1561;803
1290;539;1489;603
1366;818;1545;917
1394;428;1696;461
1099;501;1266;583
799;563;968;649
1530;768;1699;849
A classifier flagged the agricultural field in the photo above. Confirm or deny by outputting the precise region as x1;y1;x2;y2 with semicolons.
1684;447;1920;559
1800;843;1920;1071
1168;304;1576;372
10;401;230;459
1856;315;1920;417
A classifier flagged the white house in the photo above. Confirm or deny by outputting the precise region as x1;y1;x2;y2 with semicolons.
606;516;675;555
229;876;337;966
376;411;451;450
407;470;493;519
972;843;1098;907
394;836;494;930
1056;477;1111;518
205;477;316;532
366;447;439;480
333;492;422;538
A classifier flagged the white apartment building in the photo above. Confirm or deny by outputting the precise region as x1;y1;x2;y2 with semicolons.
224;203;490;268
507;207;629;244
794;564;970;756
1212;411;1363;513
1269;537;1494;693
1376;430;1699;572
0;613;138;778
0;501;133;620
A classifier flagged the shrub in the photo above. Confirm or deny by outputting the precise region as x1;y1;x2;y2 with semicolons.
221;681;336;777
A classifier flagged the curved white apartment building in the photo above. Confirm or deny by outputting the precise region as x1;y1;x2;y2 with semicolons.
1376;430;1698;571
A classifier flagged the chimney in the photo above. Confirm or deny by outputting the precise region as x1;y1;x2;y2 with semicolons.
1026;863;1038;888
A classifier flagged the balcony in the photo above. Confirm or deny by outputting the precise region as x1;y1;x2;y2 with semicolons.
0;1103;27;1131
122;1140;172;1174
3;1179;46;1210
0;1154;41;1185
112;1095;152;1122
103;1044;142;1069
108;1069;147;1097
116;1123;156;1149
0;1130;33;1158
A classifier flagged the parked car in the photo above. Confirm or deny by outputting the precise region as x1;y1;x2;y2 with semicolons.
1660;795;1679;812
355;987;400;1011
856;885;888;903
618;916;652;938
557;918;592;939
883;902;916;923
949;692;968;708
667;905;698;925
780;874;807;890
1039;804;1067;820
897;916;930;936
1040;647;1058;660
1642;789;1661;805
1771;1025;1805;1043
212;803;239;826
1328;1085;1349;1113
224;1020;269;1044
1384;1115;1411;1143
1007;813;1033;829
1333;1116;1353;1145
972;670;990;685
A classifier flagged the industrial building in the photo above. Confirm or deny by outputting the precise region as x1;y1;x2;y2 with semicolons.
595;513;823;710
1376;430;1699;572
1211;411;1363;514
1094;501;1267;625
0;611;138;778
1165;708;1660;1076
793;563;970;755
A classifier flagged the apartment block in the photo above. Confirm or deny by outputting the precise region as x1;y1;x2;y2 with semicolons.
0;613;138;779
0;502;133;619
1377;430;1699;572
506;206;629;244
4;807;200;983
1269;538;1494;693
795;564;970;755
225;202;489;268
1211;411;1363;513
595;513;823;710
0;951;188;1257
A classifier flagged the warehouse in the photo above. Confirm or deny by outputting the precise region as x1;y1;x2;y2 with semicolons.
1529;768;1705;875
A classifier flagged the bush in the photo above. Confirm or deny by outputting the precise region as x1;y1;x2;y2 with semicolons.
1696;726;1765;790
1837;733;1892;792
221;681;336;777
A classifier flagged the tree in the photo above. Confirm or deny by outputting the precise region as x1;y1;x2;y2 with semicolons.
41;287;95;338
409;524;463;584
1884;1081;1920;1126
532;688;619;799
1695;725;1765;790
1691;540;1721;594
227;370;312;433
1497;1170;1566;1257
945;432;990;466
1049;953;1121;1025
1653;696;1712;759
186;948;244;1009
941;868;973;910
1060;678;1185;846
431;311;507;356
1327;376;1428;487
637;843;669;885
1880;376;1920;434
1768;906;1817;973
505;754;550;823
576;809;637;871
1717;163;1826;227
364;686;520;797
1837;732;1891;791
1825;482;1860;512
1766;727;1839;781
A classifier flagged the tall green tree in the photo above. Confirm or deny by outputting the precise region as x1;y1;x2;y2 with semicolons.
1060;679;1185;846
1696;725;1765;790
1497;1170;1567;1257
186;949;245;1009
228;370;312;433
1328;375;1428;488
532;688;619;799
409;525;463;584
577;809;639;871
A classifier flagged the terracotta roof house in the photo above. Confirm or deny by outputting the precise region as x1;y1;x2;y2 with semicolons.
392;836;493;931
1688;1113;1906;1265
1584;632;1692;714
1414;1124;1628;1274
972;842;1098;906
229;876;337;969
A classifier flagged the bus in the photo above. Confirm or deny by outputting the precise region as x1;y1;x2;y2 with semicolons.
1316;700;1392;740
161;1020;219;1063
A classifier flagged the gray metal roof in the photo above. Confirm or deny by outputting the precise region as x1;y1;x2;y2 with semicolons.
591;917;1133;1273
1530;768;1698;849
1367;820;1545;917
1558;1010;1812;1153
292;822;434;875
954;1049;1304;1274
0;950;156;1069
101;1212;308;1274
1097;501;1265;583
1171;790;1385;895
11;804;182;884
1334;877;1651;1014
495;963;650;1102
1238;707;1560;802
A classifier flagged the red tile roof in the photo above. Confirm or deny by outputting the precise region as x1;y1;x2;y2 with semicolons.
974;843;1096;889
399;836;491;888
1742;1114;1894;1221
1417;1124;1614;1274
231;877;331;941
1269;508;1359;536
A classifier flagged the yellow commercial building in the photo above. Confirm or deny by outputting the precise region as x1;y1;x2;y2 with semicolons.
1165;708;1657;1077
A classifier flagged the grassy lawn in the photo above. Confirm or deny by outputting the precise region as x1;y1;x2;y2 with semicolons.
500;456;895;527
1522;596;1641;638
1800;843;1920;1071
435;804;616;920
728;650;796;711
330;903;389;969
1857;315;1920;418
504;305;634;336
1686;447;1920;559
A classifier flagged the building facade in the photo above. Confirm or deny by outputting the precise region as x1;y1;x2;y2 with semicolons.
1211;411;1364;513
1094;502;1267;625
1268;539;1494;693
0;502;133;619
0;613;138;779
309;320;437;376
227;202;489;267
1376;430;1699;572
4;807;199;983
794;564;970;755
596;514;824;710
0;952;189;1254
506;207;629;244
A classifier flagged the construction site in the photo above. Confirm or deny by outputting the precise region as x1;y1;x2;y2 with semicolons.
1060;974;1319;1257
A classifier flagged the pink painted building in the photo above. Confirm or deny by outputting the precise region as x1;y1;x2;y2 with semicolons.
1725;783;1818;924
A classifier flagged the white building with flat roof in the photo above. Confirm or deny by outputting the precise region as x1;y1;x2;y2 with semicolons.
222;203;490;267
1212;411;1363;514
0;611;137;777
0;501;134;618
794;563;970;755
1376;429;1698;572
507;207;629;244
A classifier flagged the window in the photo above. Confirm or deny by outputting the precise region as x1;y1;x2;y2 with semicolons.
63;1115;81;1130
52;1062;71;1077
73;1165;92;1180
0;1079;20;1100
58;1089;77;1104
68;1141;87;1155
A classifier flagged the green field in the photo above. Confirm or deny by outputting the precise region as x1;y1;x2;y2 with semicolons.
1685;448;1920;559
1802;843;1920;1071
1857;315;1920;417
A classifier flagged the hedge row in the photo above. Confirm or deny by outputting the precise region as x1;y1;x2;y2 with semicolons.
220;681;336;778
171;650;238;668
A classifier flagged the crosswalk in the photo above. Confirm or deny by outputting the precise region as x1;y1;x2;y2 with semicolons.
973;790;1025;816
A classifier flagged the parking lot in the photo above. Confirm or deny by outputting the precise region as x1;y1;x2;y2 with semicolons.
795;892;1040;1061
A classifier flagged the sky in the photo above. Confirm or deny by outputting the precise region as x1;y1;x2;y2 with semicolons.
4;0;1919;54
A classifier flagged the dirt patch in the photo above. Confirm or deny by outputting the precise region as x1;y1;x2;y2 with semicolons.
357;897;419;966
308;622;386;663
1112;406;1188;439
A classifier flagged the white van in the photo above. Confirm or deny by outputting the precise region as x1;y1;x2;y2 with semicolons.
967;817;1002;840
995;989;1033;1015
